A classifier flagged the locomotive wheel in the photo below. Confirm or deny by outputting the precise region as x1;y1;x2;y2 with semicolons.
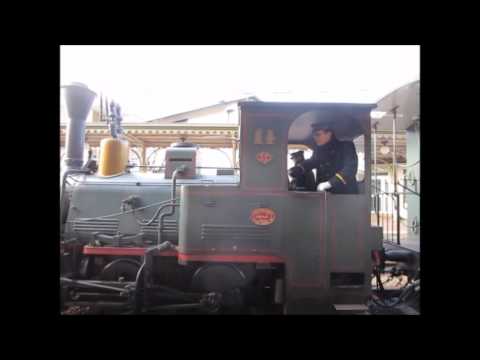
191;264;248;293
100;258;141;282
190;264;250;312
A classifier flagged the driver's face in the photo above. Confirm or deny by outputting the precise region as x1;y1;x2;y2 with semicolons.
313;130;332;146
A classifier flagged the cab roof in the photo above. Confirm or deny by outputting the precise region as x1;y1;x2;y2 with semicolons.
239;101;376;144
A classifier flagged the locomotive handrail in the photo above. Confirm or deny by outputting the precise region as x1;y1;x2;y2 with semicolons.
134;200;179;226
71;198;178;222
128;165;240;170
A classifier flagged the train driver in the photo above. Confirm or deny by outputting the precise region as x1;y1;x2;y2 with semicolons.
289;122;359;194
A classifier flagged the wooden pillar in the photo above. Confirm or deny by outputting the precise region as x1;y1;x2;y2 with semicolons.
141;145;147;173
232;139;238;168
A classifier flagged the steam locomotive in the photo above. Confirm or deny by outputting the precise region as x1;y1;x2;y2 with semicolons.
60;83;418;315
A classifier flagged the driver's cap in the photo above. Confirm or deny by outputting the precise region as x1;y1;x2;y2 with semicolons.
311;121;334;133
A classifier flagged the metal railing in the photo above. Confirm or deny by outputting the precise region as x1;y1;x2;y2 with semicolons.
371;180;420;245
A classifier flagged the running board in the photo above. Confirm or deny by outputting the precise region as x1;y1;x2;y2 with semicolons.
334;304;369;314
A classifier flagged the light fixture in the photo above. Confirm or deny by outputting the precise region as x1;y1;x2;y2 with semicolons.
380;138;390;155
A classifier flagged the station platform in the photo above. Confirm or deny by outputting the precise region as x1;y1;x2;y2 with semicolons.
383;239;420;254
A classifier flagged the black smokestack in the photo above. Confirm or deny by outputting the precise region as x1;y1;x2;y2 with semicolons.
62;82;97;169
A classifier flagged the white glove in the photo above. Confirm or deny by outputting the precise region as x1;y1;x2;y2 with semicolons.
317;181;332;191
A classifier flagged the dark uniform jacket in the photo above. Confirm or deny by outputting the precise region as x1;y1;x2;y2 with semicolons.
301;137;359;194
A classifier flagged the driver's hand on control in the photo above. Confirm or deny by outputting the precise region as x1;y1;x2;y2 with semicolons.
288;166;303;178
317;181;332;191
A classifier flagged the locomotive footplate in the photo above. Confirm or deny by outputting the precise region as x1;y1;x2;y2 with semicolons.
83;246;178;257
83;246;285;264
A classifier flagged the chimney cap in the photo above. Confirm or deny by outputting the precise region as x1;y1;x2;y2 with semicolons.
61;82;94;92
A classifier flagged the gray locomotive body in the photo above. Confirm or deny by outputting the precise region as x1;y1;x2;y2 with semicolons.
64;172;239;246
63;173;378;312
60;83;385;314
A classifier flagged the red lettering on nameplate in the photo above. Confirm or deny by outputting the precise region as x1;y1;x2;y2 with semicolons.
250;208;276;225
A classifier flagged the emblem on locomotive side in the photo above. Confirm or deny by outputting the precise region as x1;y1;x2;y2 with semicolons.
250;208;276;225
256;151;272;165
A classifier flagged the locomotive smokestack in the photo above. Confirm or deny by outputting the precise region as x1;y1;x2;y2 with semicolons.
62;82;97;169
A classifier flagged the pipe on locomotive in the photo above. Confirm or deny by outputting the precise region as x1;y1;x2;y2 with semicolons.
157;166;186;244
61;82;97;170
171;166;187;200
131;166;187;312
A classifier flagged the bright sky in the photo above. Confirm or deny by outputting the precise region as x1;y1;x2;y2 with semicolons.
61;45;419;122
